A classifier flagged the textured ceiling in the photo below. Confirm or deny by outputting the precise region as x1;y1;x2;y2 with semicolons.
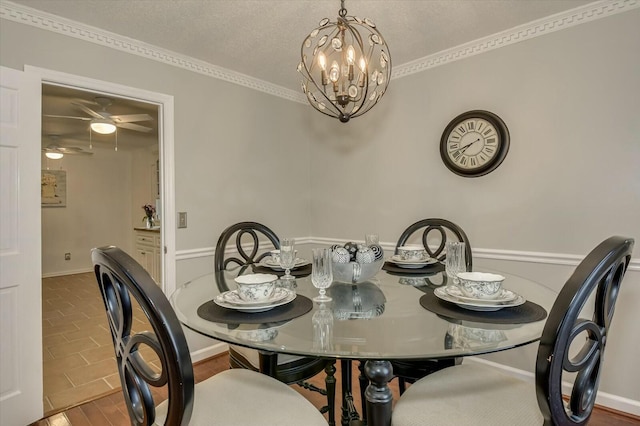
11;0;592;92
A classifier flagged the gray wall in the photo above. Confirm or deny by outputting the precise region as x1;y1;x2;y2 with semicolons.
2;7;639;409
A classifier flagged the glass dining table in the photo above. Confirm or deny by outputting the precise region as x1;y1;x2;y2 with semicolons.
171;262;557;426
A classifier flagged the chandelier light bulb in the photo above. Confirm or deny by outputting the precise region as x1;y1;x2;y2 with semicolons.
318;52;327;70
346;45;355;65
329;61;340;83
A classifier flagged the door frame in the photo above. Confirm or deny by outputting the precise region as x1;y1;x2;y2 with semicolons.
26;65;177;295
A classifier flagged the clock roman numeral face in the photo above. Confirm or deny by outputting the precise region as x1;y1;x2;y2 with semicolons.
440;110;510;177
446;118;498;170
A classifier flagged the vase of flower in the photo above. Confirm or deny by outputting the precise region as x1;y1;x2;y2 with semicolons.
142;204;156;229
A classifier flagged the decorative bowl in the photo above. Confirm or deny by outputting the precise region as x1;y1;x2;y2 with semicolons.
457;272;505;300
332;259;384;284
234;273;277;302
398;245;427;261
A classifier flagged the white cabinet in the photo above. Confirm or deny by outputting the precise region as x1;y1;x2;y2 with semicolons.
134;229;161;285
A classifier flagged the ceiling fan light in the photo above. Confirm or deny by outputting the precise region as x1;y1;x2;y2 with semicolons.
45;152;64;160
90;119;116;134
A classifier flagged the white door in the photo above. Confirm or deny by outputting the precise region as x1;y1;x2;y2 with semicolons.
0;66;43;425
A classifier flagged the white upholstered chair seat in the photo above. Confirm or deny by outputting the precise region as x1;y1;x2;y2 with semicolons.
231;344;306;367
155;369;327;426
391;363;544;426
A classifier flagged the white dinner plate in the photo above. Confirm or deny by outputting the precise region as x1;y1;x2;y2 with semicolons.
220;287;290;306
444;285;519;303
214;288;296;312
260;258;309;270
434;286;525;311
388;254;438;268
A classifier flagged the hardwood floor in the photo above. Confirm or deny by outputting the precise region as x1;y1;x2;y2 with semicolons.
32;353;640;426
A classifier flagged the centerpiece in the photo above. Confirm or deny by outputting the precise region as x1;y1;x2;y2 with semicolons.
330;241;384;283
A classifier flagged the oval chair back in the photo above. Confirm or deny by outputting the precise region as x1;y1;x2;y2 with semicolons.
536;236;634;425
92;246;194;426
395;218;473;271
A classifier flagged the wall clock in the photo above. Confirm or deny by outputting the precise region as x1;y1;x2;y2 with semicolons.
440;110;510;177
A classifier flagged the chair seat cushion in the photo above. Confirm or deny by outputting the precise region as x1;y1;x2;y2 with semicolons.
230;344;307;367
392;363;544;426
155;369;327;425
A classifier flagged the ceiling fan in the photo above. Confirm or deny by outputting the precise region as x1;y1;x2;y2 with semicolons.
42;135;93;159
44;97;154;134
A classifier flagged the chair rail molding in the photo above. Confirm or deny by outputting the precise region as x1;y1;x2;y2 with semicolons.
3;0;638;105
176;237;640;271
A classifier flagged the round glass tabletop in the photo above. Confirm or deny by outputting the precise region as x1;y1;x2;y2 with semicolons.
171;267;557;360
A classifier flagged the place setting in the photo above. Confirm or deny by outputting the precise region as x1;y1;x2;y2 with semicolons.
383;244;444;274
252;239;312;277
421;271;547;324
198;273;313;324
419;242;547;324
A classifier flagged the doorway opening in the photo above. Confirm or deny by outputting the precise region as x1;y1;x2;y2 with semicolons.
34;70;174;415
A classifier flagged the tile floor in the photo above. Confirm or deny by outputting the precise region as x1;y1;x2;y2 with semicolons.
42;272;155;415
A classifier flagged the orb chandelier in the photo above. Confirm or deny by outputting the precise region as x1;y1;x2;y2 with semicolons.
298;0;391;123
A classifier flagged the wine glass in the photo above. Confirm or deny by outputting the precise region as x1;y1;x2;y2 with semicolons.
279;238;296;282
445;241;466;286
312;303;334;351
311;248;333;302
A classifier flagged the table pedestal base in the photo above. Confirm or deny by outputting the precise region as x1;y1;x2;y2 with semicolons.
365;360;394;426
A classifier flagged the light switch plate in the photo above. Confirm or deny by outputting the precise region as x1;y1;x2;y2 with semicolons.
178;212;187;228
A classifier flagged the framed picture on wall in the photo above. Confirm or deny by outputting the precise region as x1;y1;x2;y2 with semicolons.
41;170;67;207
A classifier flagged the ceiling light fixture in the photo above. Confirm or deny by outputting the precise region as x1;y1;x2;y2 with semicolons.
90;118;117;134
45;152;64;160
298;0;391;123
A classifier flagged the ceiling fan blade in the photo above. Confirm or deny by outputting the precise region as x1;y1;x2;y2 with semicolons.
44;114;91;121
117;122;153;133
111;113;154;123
71;102;104;119
44;145;93;156
57;146;84;153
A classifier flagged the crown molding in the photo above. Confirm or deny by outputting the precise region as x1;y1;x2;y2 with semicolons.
0;0;306;103
2;0;637;104
392;0;640;79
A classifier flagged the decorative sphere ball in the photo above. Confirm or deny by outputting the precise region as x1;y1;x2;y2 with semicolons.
332;247;351;264
343;242;359;261
330;244;342;251
369;244;384;261
356;247;376;264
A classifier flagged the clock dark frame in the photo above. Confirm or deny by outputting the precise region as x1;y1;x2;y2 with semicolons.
440;110;510;178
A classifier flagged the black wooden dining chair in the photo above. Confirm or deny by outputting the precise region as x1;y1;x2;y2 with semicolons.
391;236;634;426
394;217;473;271
214;221;337;425
91;246;327;426
392;218;473;393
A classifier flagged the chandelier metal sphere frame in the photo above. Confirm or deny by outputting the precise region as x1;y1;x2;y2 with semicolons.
298;0;391;123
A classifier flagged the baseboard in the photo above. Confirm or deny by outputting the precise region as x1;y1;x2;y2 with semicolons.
190;341;228;363
466;357;640;417
42;268;94;278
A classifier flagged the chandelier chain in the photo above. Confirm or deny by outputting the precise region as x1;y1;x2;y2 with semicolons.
339;0;347;17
